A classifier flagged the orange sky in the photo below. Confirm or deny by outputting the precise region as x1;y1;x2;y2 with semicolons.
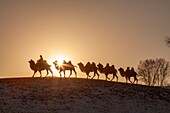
1;0;170;81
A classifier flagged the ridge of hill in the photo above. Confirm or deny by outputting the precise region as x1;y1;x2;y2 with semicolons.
0;77;170;113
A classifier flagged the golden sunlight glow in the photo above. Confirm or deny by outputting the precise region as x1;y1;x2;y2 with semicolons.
49;55;70;76
57;58;64;66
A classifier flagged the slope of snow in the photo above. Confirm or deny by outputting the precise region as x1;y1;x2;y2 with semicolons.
0;77;170;113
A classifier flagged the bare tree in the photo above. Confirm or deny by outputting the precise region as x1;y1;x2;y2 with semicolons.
164;36;170;47
137;58;170;86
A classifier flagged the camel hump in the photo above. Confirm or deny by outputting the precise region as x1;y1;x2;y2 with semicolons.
130;67;137;75
48;64;52;67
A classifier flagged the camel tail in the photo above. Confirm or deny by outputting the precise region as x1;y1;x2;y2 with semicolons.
74;65;77;68
48;65;52;67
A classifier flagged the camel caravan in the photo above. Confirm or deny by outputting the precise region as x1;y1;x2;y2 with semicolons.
29;55;138;84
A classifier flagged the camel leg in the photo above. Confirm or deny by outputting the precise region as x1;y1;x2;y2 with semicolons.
49;69;53;77
86;73;88;79
97;72;99;80
88;72;91;78
69;70;72;78
132;77;135;84
32;70;37;77
111;74;115;81
105;74;107;80
39;71;42;77
73;69;77;78
95;71;99;80
59;71;62;78
86;72;90;79
136;79;138;84
126;76;128;83
107;74;110;80
92;72;96;79
129;77;133;83
63;71;66;78
72;69;77;78
45;69;49;77
134;77;138;84
105;74;109;81
111;74;118;82
116;75;118;82
46;68;53;77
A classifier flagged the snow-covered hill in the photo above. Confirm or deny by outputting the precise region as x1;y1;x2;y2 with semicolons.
0;77;170;113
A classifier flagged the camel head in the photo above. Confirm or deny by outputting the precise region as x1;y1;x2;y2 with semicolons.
28;59;36;70
53;60;58;65
53;60;61;70
77;62;84;72
29;59;35;64
53;60;59;67
118;67;125;77
97;63;105;73
77;62;83;66
97;63;103;68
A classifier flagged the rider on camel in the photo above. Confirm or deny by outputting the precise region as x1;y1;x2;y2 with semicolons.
37;55;44;64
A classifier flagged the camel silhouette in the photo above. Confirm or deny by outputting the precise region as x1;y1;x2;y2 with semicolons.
53;60;77;78
77;62;99;79
28;59;53;77
97;63;118;81
118;67;138;84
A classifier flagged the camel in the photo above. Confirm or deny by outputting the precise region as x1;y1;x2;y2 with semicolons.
28;59;53;77
97;63;118;81
53;60;77;78
118;67;138;84
77;62;99;79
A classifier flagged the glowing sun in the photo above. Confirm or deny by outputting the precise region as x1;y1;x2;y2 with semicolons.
49;55;70;76
50;55;69;67
56;58;64;66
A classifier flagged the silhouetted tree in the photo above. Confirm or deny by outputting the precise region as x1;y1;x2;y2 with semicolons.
164;36;170;47
137;58;170;86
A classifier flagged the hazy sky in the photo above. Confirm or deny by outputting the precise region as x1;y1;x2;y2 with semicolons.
1;0;170;80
